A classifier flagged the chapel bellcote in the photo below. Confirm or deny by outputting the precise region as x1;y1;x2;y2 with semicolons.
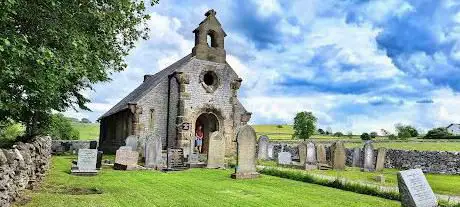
191;9;227;63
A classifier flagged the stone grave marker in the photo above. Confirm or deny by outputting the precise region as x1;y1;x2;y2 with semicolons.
316;144;327;164
167;148;185;169
144;134;163;169
207;131;225;168
363;141;374;171
267;143;274;159
278;152;292;165
257;135;269;160
125;135;138;151
89;141;98;149
96;151;103;170
331;141;346;170
298;142;307;166
114;147;139;170
71;149;98;176
397;169;437;207
352;147;361;167
305;142;316;170
232;125;259;179
375;148;387;171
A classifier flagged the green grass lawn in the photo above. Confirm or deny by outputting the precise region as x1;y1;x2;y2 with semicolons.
20;156;399;207
71;122;99;140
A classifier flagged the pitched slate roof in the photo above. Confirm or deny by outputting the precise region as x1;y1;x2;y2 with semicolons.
99;54;193;119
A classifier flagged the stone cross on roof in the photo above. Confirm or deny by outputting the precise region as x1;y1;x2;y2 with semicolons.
205;9;216;17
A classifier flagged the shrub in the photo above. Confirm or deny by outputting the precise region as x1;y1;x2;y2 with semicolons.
395;123;419;138
333;132;344;137
370;132;378;138
47;114;80;140
317;128;325;135
360;133;371;140
424;128;451;139
0;122;25;147
81;118;91;123
388;134;397;140
398;130;411;140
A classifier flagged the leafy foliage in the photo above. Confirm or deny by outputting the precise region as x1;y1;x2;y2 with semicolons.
333;132;344;137
80;118;91;124
395;124;418;139
388;134;397;140
276;125;283;128
317;128;325;135
0;0;158;138
424;128;452;139
360;133;371;140
293;111;317;140
0;121;25;147
370;132;378;138
47;114;79;140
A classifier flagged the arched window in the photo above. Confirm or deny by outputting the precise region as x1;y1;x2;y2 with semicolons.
206;30;218;48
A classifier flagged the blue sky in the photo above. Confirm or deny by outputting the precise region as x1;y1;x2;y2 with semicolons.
65;0;460;134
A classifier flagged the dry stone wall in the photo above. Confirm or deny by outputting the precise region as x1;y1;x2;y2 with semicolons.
0;136;52;207
268;141;460;174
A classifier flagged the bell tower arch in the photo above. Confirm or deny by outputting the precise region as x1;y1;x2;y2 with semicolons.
192;9;227;63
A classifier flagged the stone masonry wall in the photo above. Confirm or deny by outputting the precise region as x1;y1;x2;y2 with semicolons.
268;141;460;174
0;136;52;207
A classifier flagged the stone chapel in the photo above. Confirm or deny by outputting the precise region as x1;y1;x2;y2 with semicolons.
98;10;251;159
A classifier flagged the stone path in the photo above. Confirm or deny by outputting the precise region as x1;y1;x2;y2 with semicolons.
257;165;460;204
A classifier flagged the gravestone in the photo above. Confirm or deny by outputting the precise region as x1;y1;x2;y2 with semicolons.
316;144;327;164
71;149;98;176
89;141;98;149
305;142;316;170
207;131;225;168
352;147;361;167
167;148;185;169
331;141;346;170
397;169;437;207
144;134;163;169
257;136;269;160
363;141;374;171
114;147;139;170
267;143;274;159
96;151;103;170
278;152;292;165
232;125;259;179
125;135;138;151
298;142;307;166
375;148;387;171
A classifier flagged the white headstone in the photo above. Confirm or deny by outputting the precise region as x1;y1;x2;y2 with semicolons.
397;169;437;207
77;149;97;171
257;136;269;160
125;135;138;151
278;152;292;165
267;143;274;159
306;142;316;164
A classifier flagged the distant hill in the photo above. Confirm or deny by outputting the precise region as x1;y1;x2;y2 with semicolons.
71;122;99;140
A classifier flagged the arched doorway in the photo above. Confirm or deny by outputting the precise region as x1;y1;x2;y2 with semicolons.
195;113;219;155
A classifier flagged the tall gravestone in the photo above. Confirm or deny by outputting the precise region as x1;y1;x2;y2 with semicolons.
375;148;387;171
114;146;139;170
257;136;269;160
363;141;374;171
305;142;316;170
331;141;346;170
125;135;138;151
267;143;274;159
316;144;327;164
232;125;259;179
71;149;98;176
352;147;361;167
144;134;163;169
397;169;437;207
207;131;225;168
96;151;103;170
298;142;307;166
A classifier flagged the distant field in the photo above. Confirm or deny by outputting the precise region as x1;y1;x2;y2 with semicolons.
71;122;99;140
252;124;364;140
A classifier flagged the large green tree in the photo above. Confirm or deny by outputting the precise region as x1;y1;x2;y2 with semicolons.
293;111;317;140
395;123;419;139
0;0;158;138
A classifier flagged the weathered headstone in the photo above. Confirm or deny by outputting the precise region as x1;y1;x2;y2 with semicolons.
375;148;387;171
71;149;98;176
267;143;274;159
278;152;292;165
232;125;260;179
363;141;374;171
316;144;327;164
352;147;361;167
96;151;103;170
305;142;316;170
257;135;269;160
397;169;437;207
167;148;185;169
89;141;98;149
298;142;307;166
331;141;346;170
114;147;139;170
125;135;138;151
207;131;225;168
144;134;163;169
